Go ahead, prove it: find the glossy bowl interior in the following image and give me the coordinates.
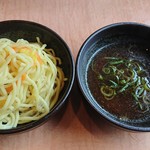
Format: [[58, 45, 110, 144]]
[[76, 22, 150, 131], [0, 20, 75, 134]]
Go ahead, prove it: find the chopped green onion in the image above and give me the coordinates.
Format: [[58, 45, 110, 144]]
[[119, 84, 129, 93], [104, 57, 120, 60], [109, 80, 118, 88], [144, 83, 150, 92], [100, 86, 114, 97], [98, 74, 103, 80], [135, 86, 145, 98], [109, 60, 124, 65], [102, 67, 111, 74], [92, 56, 150, 112], [120, 79, 126, 84], [132, 93, 138, 101]]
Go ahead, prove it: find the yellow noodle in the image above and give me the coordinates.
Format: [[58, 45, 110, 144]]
[[0, 38, 65, 129]]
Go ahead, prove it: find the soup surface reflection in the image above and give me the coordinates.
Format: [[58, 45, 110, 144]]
[[87, 44, 150, 122]]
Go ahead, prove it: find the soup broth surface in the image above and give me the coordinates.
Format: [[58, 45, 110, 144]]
[[87, 43, 150, 122]]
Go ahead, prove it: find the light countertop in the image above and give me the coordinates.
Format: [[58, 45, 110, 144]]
[[0, 0, 150, 150]]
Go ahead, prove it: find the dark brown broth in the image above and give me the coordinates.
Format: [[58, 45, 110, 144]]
[[87, 44, 150, 122]]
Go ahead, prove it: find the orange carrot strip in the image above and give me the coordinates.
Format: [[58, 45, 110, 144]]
[[5, 85, 13, 93], [12, 46, 19, 52], [36, 53, 43, 64], [21, 74, 26, 81], [13, 46, 43, 64], [0, 100, 6, 108]]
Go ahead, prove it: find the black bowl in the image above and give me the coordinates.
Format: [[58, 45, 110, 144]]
[[0, 20, 75, 134], [76, 22, 150, 131]]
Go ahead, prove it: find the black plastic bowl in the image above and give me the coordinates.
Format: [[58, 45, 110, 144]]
[[76, 22, 150, 131], [0, 20, 75, 134]]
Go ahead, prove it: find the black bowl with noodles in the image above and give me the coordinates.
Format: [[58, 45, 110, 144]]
[[76, 22, 150, 131], [0, 20, 75, 134]]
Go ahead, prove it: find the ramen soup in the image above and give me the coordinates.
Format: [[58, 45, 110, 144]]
[[87, 44, 150, 122]]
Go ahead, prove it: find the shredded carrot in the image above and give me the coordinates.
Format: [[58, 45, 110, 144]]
[[20, 47, 43, 64], [12, 46, 16, 50], [0, 100, 6, 108], [5, 52, 9, 58], [19, 47, 30, 54], [5, 85, 13, 93], [21, 74, 26, 81], [12, 46, 19, 52], [12, 46, 43, 64], [36, 53, 43, 64]]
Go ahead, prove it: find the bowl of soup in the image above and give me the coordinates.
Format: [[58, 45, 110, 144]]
[[76, 22, 150, 131], [0, 20, 75, 134]]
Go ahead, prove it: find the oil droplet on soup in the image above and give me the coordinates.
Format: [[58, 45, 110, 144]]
[[87, 44, 150, 122]]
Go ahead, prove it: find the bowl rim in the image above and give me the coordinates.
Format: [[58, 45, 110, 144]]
[[0, 20, 75, 134], [76, 22, 150, 132]]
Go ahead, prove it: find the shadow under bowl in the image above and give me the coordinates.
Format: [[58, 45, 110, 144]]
[[0, 20, 75, 134], [76, 22, 150, 132]]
